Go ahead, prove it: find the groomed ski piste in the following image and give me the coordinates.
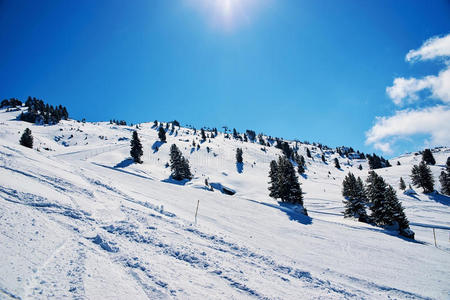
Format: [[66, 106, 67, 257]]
[[0, 108, 449, 299]]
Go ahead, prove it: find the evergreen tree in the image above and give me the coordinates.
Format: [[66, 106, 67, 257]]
[[130, 131, 143, 163], [411, 162, 434, 193], [422, 149, 436, 165], [399, 177, 406, 190], [169, 144, 192, 180], [366, 171, 390, 225], [306, 148, 311, 158], [158, 126, 166, 142], [321, 154, 326, 163], [334, 157, 341, 169], [446, 157, 450, 171], [358, 164, 363, 170], [268, 156, 303, 205], [268, 160, 279, 199], [297, 163, 305, 175], [397, 161, 401, 166], [439, 166, 450, 196], [276, 156, 303, 204], [341, 172, 368, 222], [236, 148, 243, 164], [19, 128, 33, 148], [384, 185, 414, 239], [201, 128, 206, 141]]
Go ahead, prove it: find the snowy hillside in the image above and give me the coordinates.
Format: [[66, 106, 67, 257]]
[[0, 108, 449, 299]]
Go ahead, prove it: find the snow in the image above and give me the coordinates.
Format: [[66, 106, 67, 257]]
[[0, 108, 449, 299]]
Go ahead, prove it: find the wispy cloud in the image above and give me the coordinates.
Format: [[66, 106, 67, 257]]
[[366, 33, 450, 153], [405, 34, 450, 62]]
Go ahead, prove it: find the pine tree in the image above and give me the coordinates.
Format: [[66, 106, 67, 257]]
[[366, 171, 390, 225], [201, 128, 206, 141], [358, 164, 363, 170], [268, 160, 279, 199], [439, 169, 450, 196], [334, 157, 341, 169], [19, 128, 33, 148], [422, 149, 436, 165], [384, 185, 414, 239], [397, 161, 401, 166], [297, 164, 305, 175], [158, 127, 166, 142], [321, 154, 326, 163], [342, 172, 368, 222], [411, 162, 434, 193], [169, 144, 192, 181], [268, 156, 303, 205], [130, 131, 143, 163], [236, 148, 243, 164], [306, 148, 311, 158], [399, 177, 406, 190]]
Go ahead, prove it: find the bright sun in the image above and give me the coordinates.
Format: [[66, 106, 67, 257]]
[[186, 0, 268, 31]]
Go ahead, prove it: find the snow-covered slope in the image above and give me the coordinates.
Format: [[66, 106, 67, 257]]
[[0, 108, 449, 299]]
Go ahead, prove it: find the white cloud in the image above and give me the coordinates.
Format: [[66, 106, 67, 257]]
[[386, 66, 450, 105], [366, 33, 450, 153], [366, 106, 450, 149], [406, 34, 450, 62]]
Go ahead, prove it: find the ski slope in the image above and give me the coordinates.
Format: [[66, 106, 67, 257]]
[[0, 108, 449, 299]]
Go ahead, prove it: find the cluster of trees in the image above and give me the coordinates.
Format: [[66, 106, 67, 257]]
[[342, 171, 414, 239], [366, 153, 391, 169], [268, 156, 305, 211], [110, 119, 127, 126], [421, 149, 436, 165], [129, 131, 193, 181], [18, 97, 69, 125], [1, 98, 22, 108]]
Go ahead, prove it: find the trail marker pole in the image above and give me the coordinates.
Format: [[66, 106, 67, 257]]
[[433, 228, 437, 247], [195, 200, 200, 225]]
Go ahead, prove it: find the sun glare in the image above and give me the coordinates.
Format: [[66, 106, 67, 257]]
[[185, 0, 269, 32]]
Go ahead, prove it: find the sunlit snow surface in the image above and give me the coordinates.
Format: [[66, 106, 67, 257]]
[[0, 108, 449, 299]]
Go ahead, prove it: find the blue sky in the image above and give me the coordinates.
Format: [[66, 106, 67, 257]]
[[1, 0, 449, 157]]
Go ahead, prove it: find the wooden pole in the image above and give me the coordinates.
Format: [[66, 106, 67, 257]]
[[195, 200, 200, 225], [433, 228, 437, 247]]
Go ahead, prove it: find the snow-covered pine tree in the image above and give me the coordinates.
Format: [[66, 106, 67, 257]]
[[130, 131, 143, 163], [439, 167, 450, 196], [275, 156, 303, 205], [383, 185, 414, 239], [366, 171, 390, 226], [321, 154, 326, 163], [19, 128, 33, 149], [236, 148, 243, 164], [201, 128, 206, 141], [297, 163, 305, 175], [268, 160, 279, 199], [342, 173, 368, 222], [422, 149, 436, 165], [158, 126, 166, 142], [306, 148, 311, 158], [399, 177, 406, 190], [170, 144, 192, 181], [334, 157, 341, 169], [411, 162, 434, 193]]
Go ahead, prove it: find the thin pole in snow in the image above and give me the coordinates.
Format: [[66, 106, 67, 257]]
[[195, 200, 200, 225], [433, 228, 437, 247]]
